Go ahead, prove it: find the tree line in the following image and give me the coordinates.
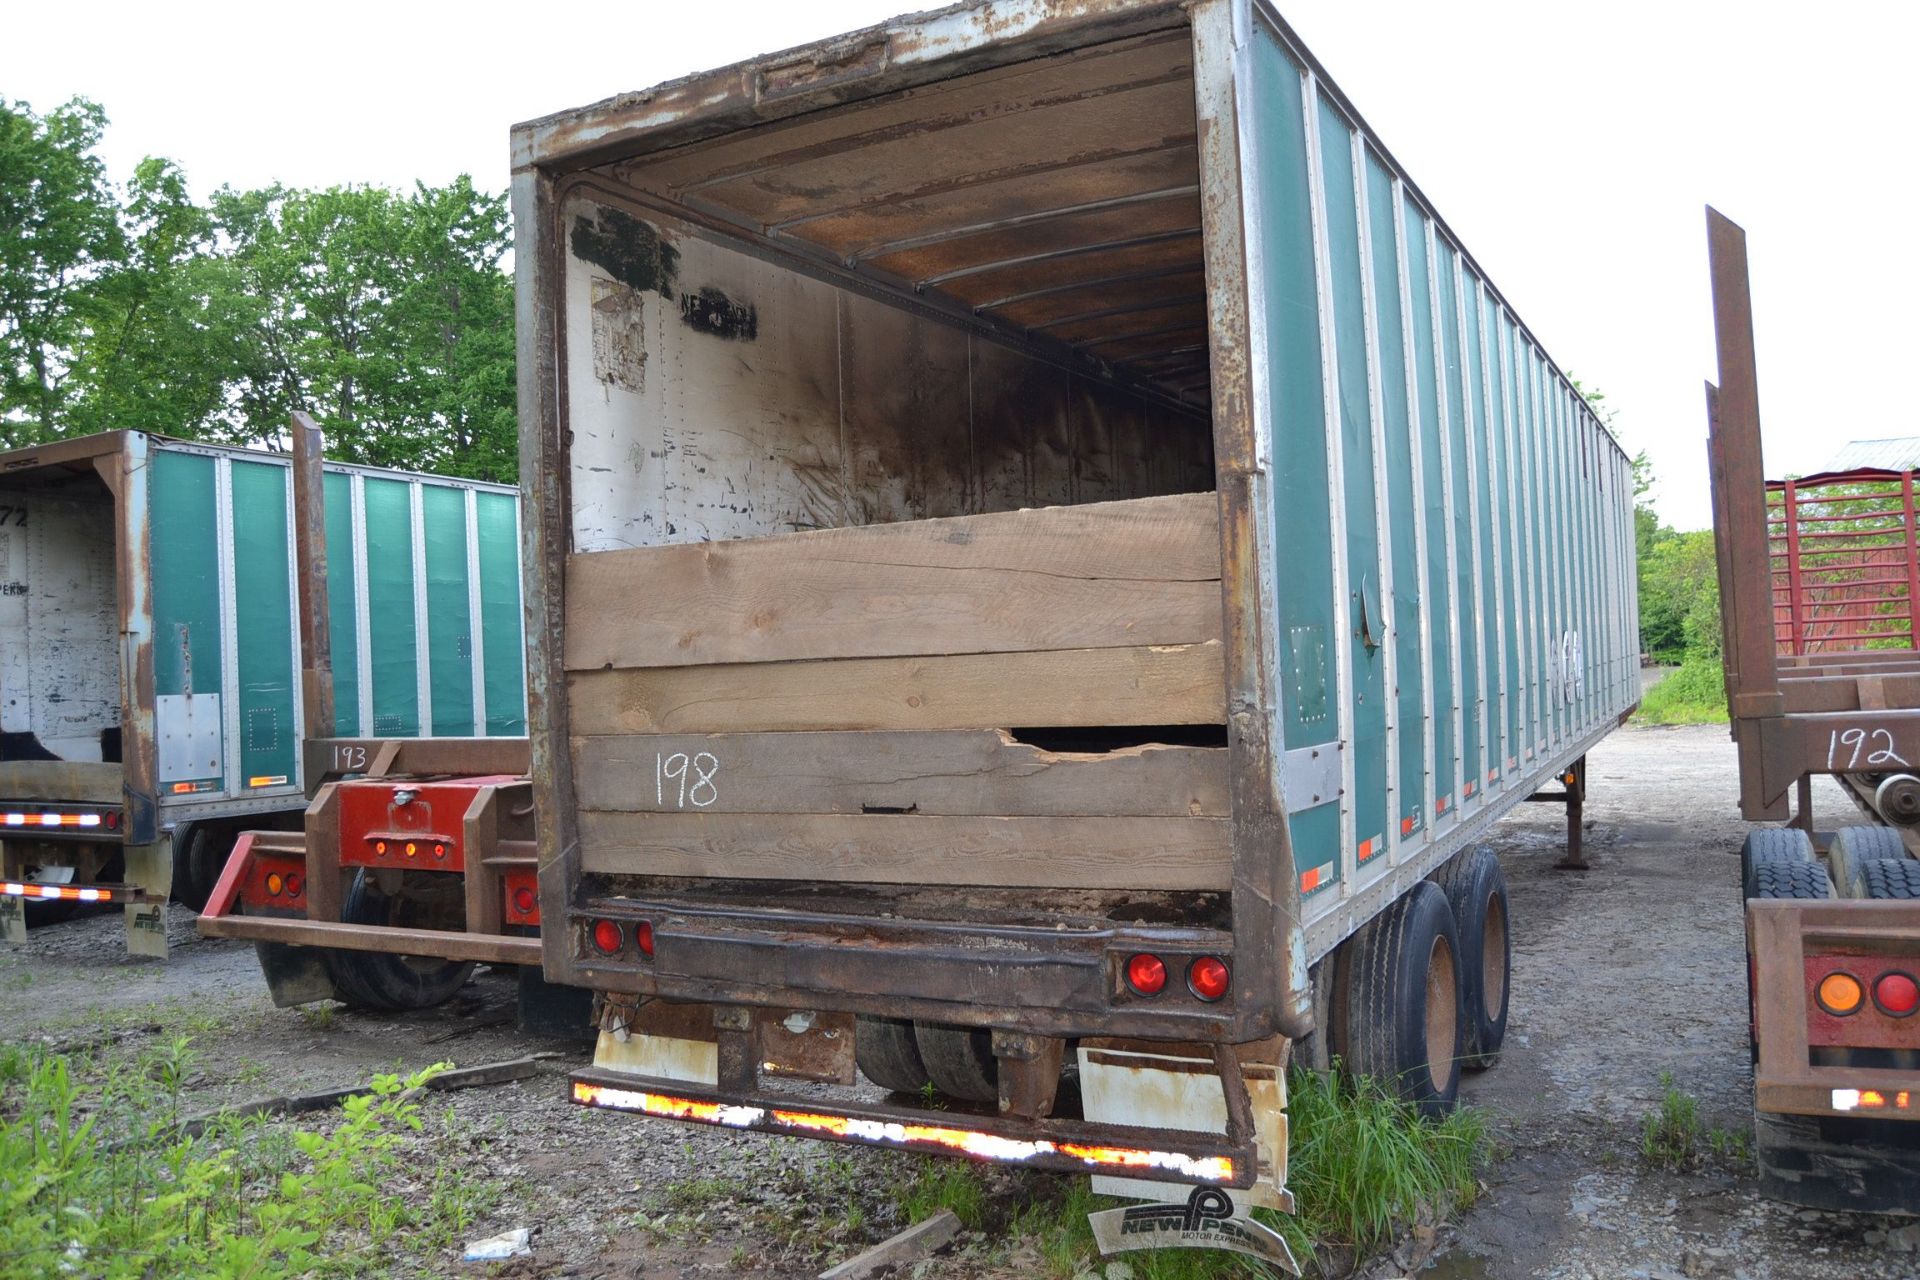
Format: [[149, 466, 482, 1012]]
[[0, 96, 515, 481]]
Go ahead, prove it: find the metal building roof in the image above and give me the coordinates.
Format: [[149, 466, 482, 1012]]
[[1823, 437, 1920, 473]]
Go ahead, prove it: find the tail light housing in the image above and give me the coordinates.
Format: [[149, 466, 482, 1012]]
[[1874, 971, 1919, 1017], [1188, 956, 1230, 1002], [1125, 953, 1167, 996]]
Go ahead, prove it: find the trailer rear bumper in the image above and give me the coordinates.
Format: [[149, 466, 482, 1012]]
[[195, 830, 541, 967], [569, 895, 1240, 1042], [569, 1065, 1256, 1189], [1749, 898, 1920, 1120]]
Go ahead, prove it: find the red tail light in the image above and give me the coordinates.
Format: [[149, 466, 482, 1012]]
[[636, 921, 655, 958], [1188, 956, 1230, 1002], [591, 919, 623, 955], [513, 886, 536, 914], [1876, 971, 1919, 1017], [1125, 953, 1167, 995]]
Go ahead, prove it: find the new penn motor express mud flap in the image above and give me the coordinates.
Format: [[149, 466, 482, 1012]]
[[1088, 1185, 1298, 1272]]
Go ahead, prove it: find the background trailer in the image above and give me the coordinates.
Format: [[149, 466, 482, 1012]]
[[0, 427, 525, 955]]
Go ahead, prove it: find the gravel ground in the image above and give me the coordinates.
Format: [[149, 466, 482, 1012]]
[[2, 722, 1916, 1278]]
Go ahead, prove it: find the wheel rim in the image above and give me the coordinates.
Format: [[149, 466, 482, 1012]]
[[1482, 889, 1508, 1020], [1425, 934, 1458, 1087]]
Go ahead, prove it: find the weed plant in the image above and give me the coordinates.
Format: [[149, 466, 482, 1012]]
[[0, 1039, 486, 1278]]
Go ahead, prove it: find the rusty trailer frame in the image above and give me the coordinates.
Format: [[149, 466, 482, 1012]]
[[1707, 207, 1920, 1153]]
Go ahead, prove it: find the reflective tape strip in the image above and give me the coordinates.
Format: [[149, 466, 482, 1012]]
[[572, 1081, 1236, 1182], [0, 882, 116, 903], [2, 812, 107, 827]]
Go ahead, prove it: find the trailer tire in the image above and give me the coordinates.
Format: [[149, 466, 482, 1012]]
[[1344, 881, 1464, 1119], [913, 1023, 999, 1104], [1857, 857, 1920, 900], [1829, 826, 1909, 899], [1739, 827, 1813, 889], [1744, 858, 1832, 902], [1431, 846, 1509, 1071], [322, 871, 475, 1011], [855, 1016, 934, 1094], [170, 822, 233, 912]]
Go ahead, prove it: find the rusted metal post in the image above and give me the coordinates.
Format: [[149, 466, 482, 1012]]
[[1899, 471, 1920, 649], [1790, 775, 1814, 837], [1553, 757, 1588, 871], [290, 412, 335, 740], [1706, 208, 1782, 722], [1783, 480, 1804, 656]]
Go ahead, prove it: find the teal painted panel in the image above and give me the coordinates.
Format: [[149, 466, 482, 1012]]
[[475, 492, 525, 736], [1317, 94, 1387, 872], [1529, 348, 1553, 750], [1482, 303, 1512, 782], [228, 460, 297, 787], [422, 486, 475, 737], [1366, 154, 1423, 843], [1253, 31, 1340, 895], [1403, 198, 1454, 824], [1462, 283, 1499, 791], [149, 449, 224, 786], [1436, 245, 1480, 806], [323, 472, 358, 737], [362, 478, 419, 738]]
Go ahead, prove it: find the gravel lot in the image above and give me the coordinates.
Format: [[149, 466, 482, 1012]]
[[2, 722, 1915, 1278]]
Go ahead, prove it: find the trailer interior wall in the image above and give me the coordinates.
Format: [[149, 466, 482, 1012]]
[[518, 0, 1639, 1029], [0, 475, 120, 764]]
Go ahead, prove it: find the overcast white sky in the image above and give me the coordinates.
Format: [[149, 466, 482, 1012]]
[[5, 1, 1915, 531]]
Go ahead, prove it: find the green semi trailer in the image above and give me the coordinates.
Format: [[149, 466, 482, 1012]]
[[0, 426, 525, 956]]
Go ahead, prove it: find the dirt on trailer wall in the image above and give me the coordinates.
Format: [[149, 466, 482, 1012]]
[[562, 192, 1214, 554], [3, 722, 1916, 1277]]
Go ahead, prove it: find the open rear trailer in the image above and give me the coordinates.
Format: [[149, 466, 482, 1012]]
[[509, 0, 1639, 1237], [1705, 209, 1920, 1212], [0, 422, 526, 956]]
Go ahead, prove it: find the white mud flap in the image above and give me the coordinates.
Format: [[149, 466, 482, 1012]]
[[123, 840, 170, 958], [1078, 1039, 1297, 1273], [1088, 1186, 1298, 1272], [0, 890, 23, 944]]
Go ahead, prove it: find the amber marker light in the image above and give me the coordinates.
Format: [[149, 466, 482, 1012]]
[[1817, 971, 1864, 1017]]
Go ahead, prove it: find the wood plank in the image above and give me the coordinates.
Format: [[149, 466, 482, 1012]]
[[565, 642, 1226, 735], [571, 730, 1228, 818], [564, 492, 1220, 671], [577, 812, 1231, 890]]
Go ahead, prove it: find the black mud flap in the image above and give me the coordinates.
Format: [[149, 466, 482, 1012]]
[[255, 941, 341, 1008], [516, 963, 595, 1041]]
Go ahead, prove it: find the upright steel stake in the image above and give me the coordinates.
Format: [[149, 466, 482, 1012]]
[[290, 412, 335, 741]]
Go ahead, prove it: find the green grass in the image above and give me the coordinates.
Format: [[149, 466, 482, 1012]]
[[1640, 1072, 1748, 1173], [1635, 655, 1728, 725], [0, 1039, 487, 1278]]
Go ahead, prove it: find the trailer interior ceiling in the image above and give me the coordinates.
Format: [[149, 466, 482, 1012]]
[[562, 22, 1215, 550], [615, 29, 1206, 402]]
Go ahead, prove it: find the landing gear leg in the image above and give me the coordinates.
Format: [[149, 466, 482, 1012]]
[[1551, 756, 1589, 871]]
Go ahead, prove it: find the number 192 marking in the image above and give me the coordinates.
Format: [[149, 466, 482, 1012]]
[[1828, 727, 1911, 771], [656, 751, 719, 808]]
